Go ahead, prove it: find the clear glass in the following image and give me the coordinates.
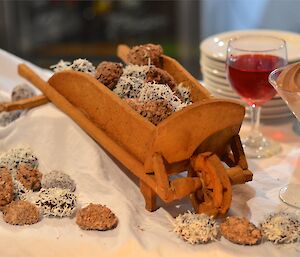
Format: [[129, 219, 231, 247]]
[[269, 67, 300, 208], [226, 35, 288, 158]]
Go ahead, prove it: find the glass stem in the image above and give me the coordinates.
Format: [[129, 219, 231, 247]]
[[250, 104, 263, 141], [243, 104, 265, 148]]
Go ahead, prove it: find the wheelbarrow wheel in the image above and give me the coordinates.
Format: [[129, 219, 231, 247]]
[[189, 152, 232, 217]]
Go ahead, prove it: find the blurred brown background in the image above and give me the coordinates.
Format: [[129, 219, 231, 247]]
[[0, 0, 200, 76], [1, 0, 300, 79]]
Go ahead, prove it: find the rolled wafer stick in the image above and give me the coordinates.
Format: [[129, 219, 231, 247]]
[[0, 95, 49, 112]]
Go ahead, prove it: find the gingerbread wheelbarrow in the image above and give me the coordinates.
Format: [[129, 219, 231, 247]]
[[1, 45, 252, 217]]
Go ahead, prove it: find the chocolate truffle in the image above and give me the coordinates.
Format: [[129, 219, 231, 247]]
[[95, 61, 123, 90], [76, 203, 118, 231]]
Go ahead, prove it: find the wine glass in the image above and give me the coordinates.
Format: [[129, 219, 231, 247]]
[[226, 35, 287, 158], [269, 66, 300, 208]]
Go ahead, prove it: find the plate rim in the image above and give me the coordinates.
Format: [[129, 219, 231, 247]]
[[200, 29, 300, 62]]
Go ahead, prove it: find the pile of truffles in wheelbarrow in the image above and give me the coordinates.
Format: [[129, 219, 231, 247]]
[[50, 44, 192, 125]]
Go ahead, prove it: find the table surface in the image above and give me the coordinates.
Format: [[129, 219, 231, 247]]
[[0, 49, 300, 257]]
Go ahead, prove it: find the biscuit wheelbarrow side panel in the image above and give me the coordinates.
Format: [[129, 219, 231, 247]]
[[48, 71, 156, 164], [153, 99, 245, 164]]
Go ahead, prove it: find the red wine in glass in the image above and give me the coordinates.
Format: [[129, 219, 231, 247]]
[[226, 35, 287, 159], [228, 54, 285, 106]]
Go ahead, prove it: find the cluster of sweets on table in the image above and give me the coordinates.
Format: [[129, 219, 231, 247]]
[[0, 146, 299, 245], [0, 84, 36, 127], [50, 44, 192, 126], [0, 147, 118, 231], [171, 211, 300, 246]]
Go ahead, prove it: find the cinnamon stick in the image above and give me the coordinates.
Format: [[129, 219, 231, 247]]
[[0, 95, 48, 112]]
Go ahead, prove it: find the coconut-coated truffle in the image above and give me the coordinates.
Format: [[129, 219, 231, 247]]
[[42, 170, 76, 192], [0, 147, 39, 174], [35, 188, 77, 217], [0, 111, 22, 127], [11, 84, 35, 102], [260, 212, 300, 244]]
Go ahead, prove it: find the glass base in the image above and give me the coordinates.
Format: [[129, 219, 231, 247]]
[[293, 120, 300, 136], [242, 135, 281, 159], [279, 184, 300, 208]]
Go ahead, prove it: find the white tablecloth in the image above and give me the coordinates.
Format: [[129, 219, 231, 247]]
[[0, 49, 300, 257]]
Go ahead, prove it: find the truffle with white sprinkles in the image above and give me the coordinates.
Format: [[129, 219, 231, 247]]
[[114, 63, 191, 124], [42, 170, 76, 192], [70, 58, 96, 76], [174, 84, 192, 105], [0, 147, 39, 176], [11, 83, 36, 102], [113, 64, 149, 99], [13, 176, 31, 200], [0, 83, 35, 127], [50, 58, 96, 76], [0, 110, 22, 127], [138, 82, 187, 111], [50, 60, 72, 73], [260, 212, 300, 244], [34, 188, 77, 218], [122, 64, 149, 78], [171, 211, 219, 244]]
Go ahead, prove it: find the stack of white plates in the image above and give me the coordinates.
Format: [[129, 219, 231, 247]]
[[200, 30, 300, 120]]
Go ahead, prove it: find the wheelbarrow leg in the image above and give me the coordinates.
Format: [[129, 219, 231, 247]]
[[140, 180, 157, 212], [230, 135, 248, 169]]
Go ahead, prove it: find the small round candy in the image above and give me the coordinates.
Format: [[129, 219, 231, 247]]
[[127, 44, 163, 67], [3, 200, 40, 225], [16, 165, 42, 191], [11, 84, 35, 102], [35, 188, 77, 218], [260, 212, 300, 244], [76, 203, 118, 231], [220, 216, 262, 245], [0, 111, 22, 127], [95, 61, 123, 90], [42, 170, 76, 192], [0, 169, 13, 206]]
